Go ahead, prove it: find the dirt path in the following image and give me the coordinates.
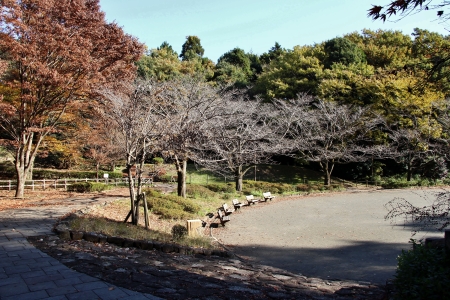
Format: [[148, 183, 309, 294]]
[[215, 188, 445, 285]]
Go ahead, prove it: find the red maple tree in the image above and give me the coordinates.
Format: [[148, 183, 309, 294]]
[[0, 0, 144, 197]]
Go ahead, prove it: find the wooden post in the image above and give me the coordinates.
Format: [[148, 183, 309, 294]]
[[186, 220, 202, 237], [54, 179, 57, 190], [8, 180, 11, 191], [64, 179, 67, 190], [143, 192, 149, 229], [32, 180, 34, 191], [43, 179, 46, 190]]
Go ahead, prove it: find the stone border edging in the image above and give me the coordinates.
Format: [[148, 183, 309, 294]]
[[53, 225, 233, 258]]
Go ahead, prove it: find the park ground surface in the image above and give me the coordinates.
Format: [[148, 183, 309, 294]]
[[1, 186, 445, 299], [215, 188, 446, 285]]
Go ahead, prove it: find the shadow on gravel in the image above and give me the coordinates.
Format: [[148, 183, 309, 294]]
[[28, 236, 387, 300], [228, 240, 408, 285]]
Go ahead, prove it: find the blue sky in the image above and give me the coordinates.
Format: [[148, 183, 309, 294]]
[[99, 0, 450, 63]]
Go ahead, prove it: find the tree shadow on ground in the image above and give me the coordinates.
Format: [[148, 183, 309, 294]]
[[226, 240, 409, 285]]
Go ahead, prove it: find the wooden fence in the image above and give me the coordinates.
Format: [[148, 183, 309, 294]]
[[0, 177, 145, 191]]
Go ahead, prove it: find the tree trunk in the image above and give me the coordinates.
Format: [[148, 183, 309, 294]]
[[126, 162, 136, 225], [320, 160, 334, 186], [96, 162, 100, 182], [14, 132, 42, 198], [235, 165, 243, 192], [15, 161, 26, 198], [406, 152, 412, 182], [176, 159, 187, 198]]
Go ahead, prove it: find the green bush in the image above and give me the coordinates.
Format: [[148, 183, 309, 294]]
[[67, 182, 111, 193], [381, 176, 414, 189], [394, 241, 450, 300], [171, 224, 188, 240], [205, 183, 235, 193], [242, 180, 296, 194], [152, 157, 164, 165], [32, 170, 123, 180], [186, 184, 216, 199], [146, 192, 200, 220]]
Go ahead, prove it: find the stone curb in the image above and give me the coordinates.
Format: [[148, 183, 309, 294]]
[[54, 224, 234, 259]]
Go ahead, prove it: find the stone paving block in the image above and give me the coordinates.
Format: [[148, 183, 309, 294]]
[[13, 258, 39, 266], [0, 281, 30, 297], [18, 251, 45, 259], [4, 264, 31, 275], [45, 295, 69, 300], [54, 276, 83, 287], [66, 290, 99, 300], [28, 280, 58, 291], [19, 269, 46, 279], [0, 274, 24, 287], [4, 245, 26, 252], [28, 260, 54, 270], [42, 264, 69, 274], [1, 289, 49, 300], [46, 285, 78, 297], [77, 274, 101, 283], [59, 269, 82, 279], [0, 258, 12, 267], [126, 293, 164, 300], [24, 273, 64, 285], [92, 286, 129, 299], [74, 280, 109, 291]]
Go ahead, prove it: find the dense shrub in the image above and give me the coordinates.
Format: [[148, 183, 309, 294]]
[[171, 224, 188, 240], [152, 157, 164, 165], [381, 176, 415, 189], [186, 184, 216, 199], [146, 192, 200, 220], [394, 241, 450, 300], [205, 183, 235, 193], [32, 170, 123, 180], [67, 182, 111, 193], [242, 180, 296, 194]]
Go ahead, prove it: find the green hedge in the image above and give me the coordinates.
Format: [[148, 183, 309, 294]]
[[67, 182, 112, 193], [32, 170, 123, 180], [145, 189, 201, 220], [394, 241, 450, 299]]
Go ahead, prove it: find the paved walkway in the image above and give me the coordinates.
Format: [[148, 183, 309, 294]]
[[0, 196, 161, 300], [216, 188, 445, 285]]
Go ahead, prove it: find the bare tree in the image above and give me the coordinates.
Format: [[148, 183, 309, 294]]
[[385, 191, 450, 234], [99, 80, 165, 225], [278, 95, 383, 186], [157, 75, 231, 198], [193, 97, 285, 192]]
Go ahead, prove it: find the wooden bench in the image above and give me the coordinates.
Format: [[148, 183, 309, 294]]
[[217, 209, 230, 226], [262, 192, 275, 202], [232, 199, 246, 211], [245, 195, 260, 205], [222, 203, 235, 215]]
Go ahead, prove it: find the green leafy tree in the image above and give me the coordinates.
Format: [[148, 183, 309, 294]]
[[345, 29, 413, 70], [214, 47, 253, 87], [179, 35, 204, 61], [260, 42, 285, 65], [255, 45, 324, 99], [136, 46, 181, 80], [158, 41, 177, 56], [323, 37, 367, 69]]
